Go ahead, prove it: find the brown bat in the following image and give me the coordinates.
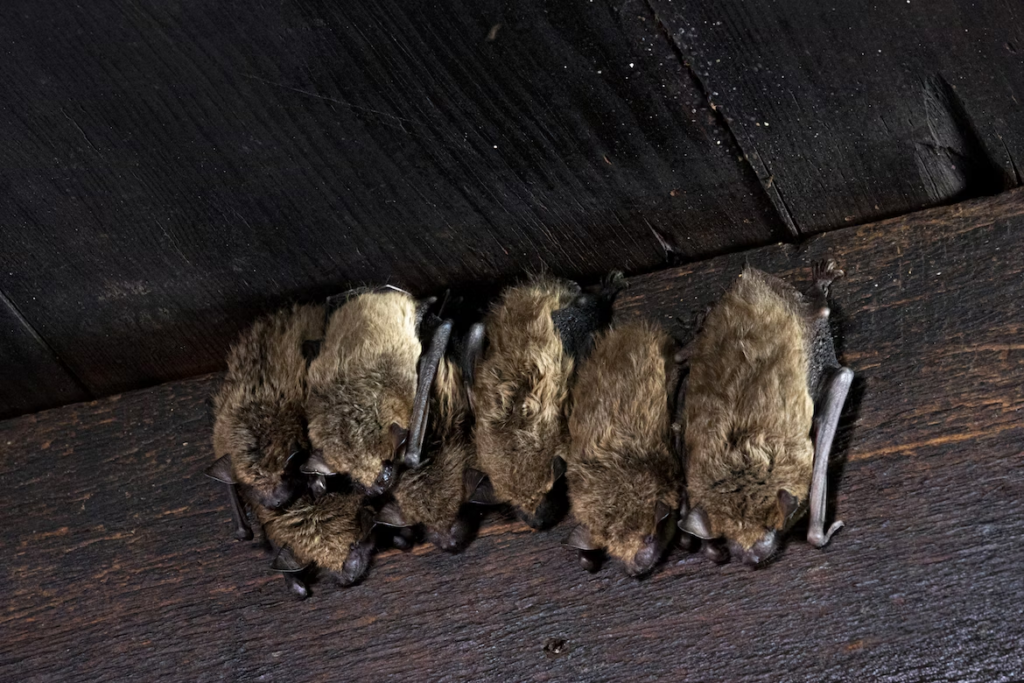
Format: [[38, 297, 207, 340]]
[[303, 287, 451, 496], [375, 355, 481, 551], [259, 488, 376, 595], [678, 261, 854, 566], [467, 274, 621, 529], [205, 303, 326, 540], [563, 321, 683, 576]]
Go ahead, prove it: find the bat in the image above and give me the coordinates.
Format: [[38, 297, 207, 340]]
[[303, 286, 450, 496], [206, 303, 326, 539], [563, 321, 683, 576], [467, 273, 622, 529], [677, 261, 854, 566]]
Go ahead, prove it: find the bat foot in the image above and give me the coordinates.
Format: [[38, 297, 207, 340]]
[[808, 520, 844, 548], [812, 259, 844, 290], [283, 574, 309, 600]]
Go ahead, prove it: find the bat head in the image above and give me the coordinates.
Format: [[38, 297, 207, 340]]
[[306, 383, 412, 495], [567, 454, 680, 576], [682, 435, 810, 567], [337, 509, 378, 585], [213, 399, 309, 510], [510, 455, 569, 530]]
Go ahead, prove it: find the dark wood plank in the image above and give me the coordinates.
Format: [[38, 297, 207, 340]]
[[0, 290, 88, 419], [650, 0, 1024, 233], [0, 0, 785, 401], [2, 190, 1023, 681]]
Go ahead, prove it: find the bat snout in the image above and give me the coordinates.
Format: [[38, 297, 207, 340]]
[[516, 508, 546, 530], [729, 530, 779, 567], [427, 528, 463, 553], [338, 542, 373, 586], [627, 536, 664, 577], [257, 480, 298, 510]]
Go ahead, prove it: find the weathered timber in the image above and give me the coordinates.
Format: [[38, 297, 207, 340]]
[[0, 292, 89, 419], [2, 190, 1023, 681], [0, 0, 784, 407], [650, 0, 1024, 233]]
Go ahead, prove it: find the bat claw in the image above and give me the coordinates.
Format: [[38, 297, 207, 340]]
[[808, 520, 844, 548], [812, 259, 844, 293]]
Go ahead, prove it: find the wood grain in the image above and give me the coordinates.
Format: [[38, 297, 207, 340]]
[[0, 0, 784, 404], [649, 0, 1024, 233], [2, 190, 1023, 681], [0, 291, 88, 419]]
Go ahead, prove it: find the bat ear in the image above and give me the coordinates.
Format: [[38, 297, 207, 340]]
[[655, 500, 673, 526], [467, 476, 500, 505], [563, 525, 600, 551], [390, 422, 409, 457], [286, 441, 307, 468], [204, 455, 236, 484], [300, 451, 335, 476], [551, 456, 567, 482], [360, 507, 378, 540], [678, 506, 715, 540], [374, 501, 411, 528], [463, 468, 488, 500], [270, 548, 308, 573], [778, 489, 800, 523]]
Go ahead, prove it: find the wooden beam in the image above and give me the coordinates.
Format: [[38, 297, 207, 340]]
[[650, 0, 1024, 233], [2, 190, 1022, 680], [0, 0, 786, 400], [0, 290, 88, 418]]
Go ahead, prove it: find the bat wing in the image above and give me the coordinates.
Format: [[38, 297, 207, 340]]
[[404, 319, 453, 469], [204, 456, 252, 541], [807, 366, 853, 548]]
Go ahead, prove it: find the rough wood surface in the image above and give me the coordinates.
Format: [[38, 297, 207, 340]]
[[0, 292, 89, 419], [650, 0, 1024, 233], [2, 190, 1023, 681], [0, 0, 784, 405]]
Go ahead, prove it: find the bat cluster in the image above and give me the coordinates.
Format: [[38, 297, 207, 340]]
[[205, 263, 853, 596]]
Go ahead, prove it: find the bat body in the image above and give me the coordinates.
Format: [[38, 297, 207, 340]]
[[376, 356, 480, 551], [207, 304, 326, 539], [258, 487, 376, 591], [565, 322, 682, 576], [679, 262, 853, 566], [305, 288, 447, 495], [470, 275, 619, 529]]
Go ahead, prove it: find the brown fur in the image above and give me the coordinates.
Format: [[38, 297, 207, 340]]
[[567, 322, 682, 573], [472, 276, 578, 523], [257, 492, 374, 583], [306, 290, 421, 489], [684, 267, 819, 551], [391, 357, 476, 545], [212, 303, 325, 509]]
